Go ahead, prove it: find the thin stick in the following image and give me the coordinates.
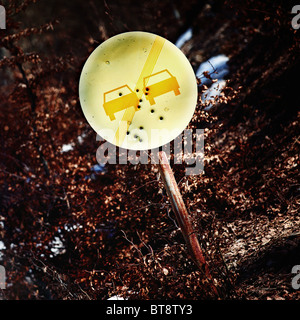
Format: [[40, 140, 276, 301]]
[[158, 151, 218, 296]]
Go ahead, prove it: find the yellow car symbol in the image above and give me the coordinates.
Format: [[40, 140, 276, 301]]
[[143, 69, 180, 105], [103, 85, 139, 121]]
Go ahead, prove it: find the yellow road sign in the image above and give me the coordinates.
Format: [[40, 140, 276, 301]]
[[79, 31, 197, 150]]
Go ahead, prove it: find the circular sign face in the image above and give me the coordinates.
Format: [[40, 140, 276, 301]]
[[79, 31, 197, 150]]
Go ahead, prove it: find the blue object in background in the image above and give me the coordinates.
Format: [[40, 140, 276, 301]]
[[196, 54, 229, 85]]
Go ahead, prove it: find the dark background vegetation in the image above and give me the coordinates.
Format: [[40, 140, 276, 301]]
[[0, 0, 299, 299]]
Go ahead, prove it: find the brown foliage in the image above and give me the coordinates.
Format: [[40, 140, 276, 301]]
[[0, 0, 299, 300]]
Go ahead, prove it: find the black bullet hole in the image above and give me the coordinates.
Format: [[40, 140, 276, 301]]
[[151, 109, 155, 113], [139, 99, 142, 102], [159, 116, 164, 120], [139, 126, 143, 130], [136, 89, 139, 92], [146, 87, 149, 91], [138, 105, 141, 109], [119, 92, 122, 96], [126, 131, 130, 135]]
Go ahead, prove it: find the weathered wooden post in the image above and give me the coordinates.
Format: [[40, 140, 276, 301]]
[[158, 151, 218, 296]]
